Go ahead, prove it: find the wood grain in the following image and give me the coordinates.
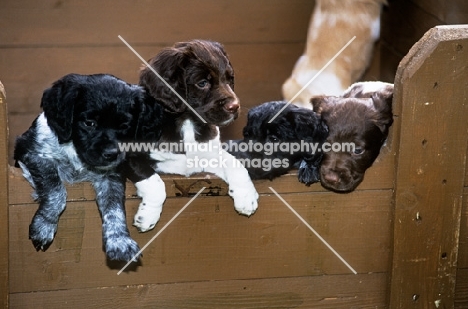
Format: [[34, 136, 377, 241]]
[[389, 26, 468, 309], [9, 273, 387, 309], [9, 190, 393, 293], [0, 0, 315, 46], [0, 82, 9, 309]]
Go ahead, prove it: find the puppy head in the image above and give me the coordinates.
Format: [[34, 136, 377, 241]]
[[41, 73, 149, 169], [139, 40, 239, 126], [235, 101, 328, 180], [312, 82, 393, 192]]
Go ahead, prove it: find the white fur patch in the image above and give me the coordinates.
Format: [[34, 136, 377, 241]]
[[148, 119, 258, 216], [133, 174, 167, 232]]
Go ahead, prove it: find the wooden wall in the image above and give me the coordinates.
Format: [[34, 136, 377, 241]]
[[1, 0, 468, 308], [380, 0, 468, 82], [0, 0, 318, 165]]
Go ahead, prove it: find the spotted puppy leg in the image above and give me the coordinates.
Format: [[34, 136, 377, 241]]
[[18, 159, 67, 252], [133, 173, 167, 232], [93, 175, 141, 262]]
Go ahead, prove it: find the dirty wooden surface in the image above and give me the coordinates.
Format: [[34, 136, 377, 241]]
[[389, 25, 468, 309]]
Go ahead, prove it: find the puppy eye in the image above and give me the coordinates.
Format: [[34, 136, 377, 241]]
[[352, 147, 365, 155], [119, 123, 130, 131], [196, 80, 210, 89], [268, 136, 279, 143], [84, 120, 97, 127]]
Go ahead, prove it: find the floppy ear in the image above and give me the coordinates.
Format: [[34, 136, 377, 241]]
[[134, 93, 164, 142], [371, 87, 394, 134], [139, 47, 188, 113], [41, 75, 80, 143], [289, 108, 328, 142], [310, 96, 330, 115]]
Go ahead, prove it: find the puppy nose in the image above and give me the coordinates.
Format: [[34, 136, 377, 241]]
[[102, 147, 119, 161], [224, 101, 240, 114], [323, 172, 340, 184]]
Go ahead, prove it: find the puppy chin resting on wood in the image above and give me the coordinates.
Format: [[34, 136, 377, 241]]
[[312, 81, 394, 192], [282, 0, 387, 108]]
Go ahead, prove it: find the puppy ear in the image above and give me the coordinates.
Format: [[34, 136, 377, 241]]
[[41, 75, 80, 143], [310, 96, 331, 115], [290, 108, 328, 141], [134, 93, 164, 142], [139, 48, 188, 113], [370, 86, 394, 134]]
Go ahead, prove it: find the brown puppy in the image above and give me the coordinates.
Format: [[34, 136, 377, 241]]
[[312, 81, 393, 192], [126, 40, 259, 232]]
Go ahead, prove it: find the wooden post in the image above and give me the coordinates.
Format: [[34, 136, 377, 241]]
[[390, 26, 468, 308], [0, 81, 9, 307]]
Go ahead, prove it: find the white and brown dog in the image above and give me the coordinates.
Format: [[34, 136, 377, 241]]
[[126, 40, 259, 232], [282, 0, 387, 108]]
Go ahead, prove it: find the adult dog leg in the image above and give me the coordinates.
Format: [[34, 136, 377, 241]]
[[93, 175, 141, 261]]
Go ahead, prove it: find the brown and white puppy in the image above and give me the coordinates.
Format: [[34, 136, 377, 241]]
[[311, 81, 393, 192], [282, 0, 387, 108], [125, 40, 259, 232]]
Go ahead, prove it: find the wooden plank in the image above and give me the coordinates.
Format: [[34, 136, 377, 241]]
[[455, 269, 468, 309], [9, 190, 392, 293], [9, 273, 387, 309], [458, 188, 468, 269], [380, 0, 441, 58], [389, 26, 468, 309], [0, 0, 314, 46], [0, 82, 9, 309], [0, 43, 304, 114], [444, 0, 468, 24]]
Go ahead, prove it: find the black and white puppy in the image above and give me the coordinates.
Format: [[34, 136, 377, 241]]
[[229, 101, 328, 184], [125, 40, 259, 232], [311, 81, 394, 192], [14, 73, 162, 261]]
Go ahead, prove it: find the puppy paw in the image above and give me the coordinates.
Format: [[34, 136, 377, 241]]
[[105, 235, 141, 262], [229, 186, 259, 216], [298, 160, 320, 186], [133, 202, 162, 233], [29, 215, 58, 251]]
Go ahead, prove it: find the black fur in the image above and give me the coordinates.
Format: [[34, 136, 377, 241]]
[[230, 101, 328, 185], [14, 73, 162, 261]]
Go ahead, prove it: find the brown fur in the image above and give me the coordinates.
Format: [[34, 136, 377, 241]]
[[312, 81, 393, 192], [283, 0, 387, 108]]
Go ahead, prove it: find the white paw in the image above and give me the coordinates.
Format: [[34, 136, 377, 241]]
[[229, 186, 259, 216], [133, 174, 166, 233], [133, 202, 162, 232]]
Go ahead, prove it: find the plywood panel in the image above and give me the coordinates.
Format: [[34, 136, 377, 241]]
[[9, 273, 387, 309], [0, 0, 314, 46], [9, 189, 392, 293]]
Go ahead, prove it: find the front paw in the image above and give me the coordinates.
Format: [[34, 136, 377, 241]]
[[229, 186, 259, 216], [104, 235, 141, 262], [133, 202, 163, 233], [29, 215, 58, 251]]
